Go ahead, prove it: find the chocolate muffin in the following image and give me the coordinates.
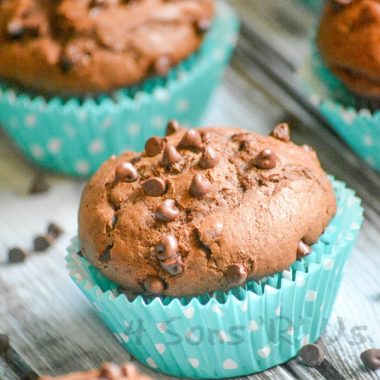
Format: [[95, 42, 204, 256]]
[[78, 122, 336, 297], [39, 362, 152, 380], [0, 0, 214, 95], [317, 0, 380, 101]]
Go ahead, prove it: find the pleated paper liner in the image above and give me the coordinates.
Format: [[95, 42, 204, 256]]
[[299, 42, 380, 172], [0, 2, 239, 177], [66, 178, 363, 379]]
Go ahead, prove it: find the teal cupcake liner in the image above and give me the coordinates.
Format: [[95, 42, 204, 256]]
[[298, 0, 323, 10], [299, 44, 380, 172], [66, 178, 362, 379], [0, 3, 239, 177]]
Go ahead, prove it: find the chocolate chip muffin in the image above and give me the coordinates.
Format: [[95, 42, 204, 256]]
[[318, 0, 380, 101], [39, 362, 152, 380], [0, 0, 214, 95], [78, 122, 336, 297]]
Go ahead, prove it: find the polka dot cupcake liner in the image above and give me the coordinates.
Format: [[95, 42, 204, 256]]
[[66, 178, 362, 378], [299, 44, 380, 172], [0, 3, 239, 177]]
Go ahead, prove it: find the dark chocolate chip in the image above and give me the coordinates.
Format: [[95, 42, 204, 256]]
[[47, 222, 64, 239], [154, 55, 171, 76], [189, 173, 211, 198], [160, 255, 184, 276], [29, 175, 50, 195], [161, 143, 182, 167], [77, 250, 83, 257], [195, 18, 211, 34], [225, 264, 247, 286], [271, 123, 290, 142], [8, 247, 27, 264], [99, 362, 122, 379], [115, 162, 138, 182], [199, 146, 219, 169], [200, 131, 211, 143], [155, 235, 178, 261], [7, 20, 24, 40], [361, 349, 380, 370], [144, 136, 163, 157], [33, 235, 53, 252], [155, 199, 180, 222], [0, 334, 10, 355], [299, 344, 325, 367], [142, 177, 167, 197], [59, 56, 74, 73], [143, 276, 166, 295], [253, 149, 277, 170], [297, 240, 312, 259], [166, 120, 180, 136], [100, 247, 111, 263], [178, 129, 203, 151]]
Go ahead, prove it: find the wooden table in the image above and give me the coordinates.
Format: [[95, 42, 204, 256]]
[[1, 1, 380, 379]]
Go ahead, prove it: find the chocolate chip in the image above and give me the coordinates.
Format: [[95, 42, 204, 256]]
[[361, 349, 380, 370], [155, 235, 178, 261], [0, 334, 10, 355], [100, 247, 111, 263], [47, 222, 64, 239], [33, 235, 53, 252], [142, 177, 167, 197], [178, 129, 203, 151], [199, 146, 219, 169], [271, 123, 290, 142], [161, 143, 182, 167], [144, 136, 163, 157], [297, 240, 312, 259], [225, 264, 247, 286], [143, 276, 166, 295], [166, 120, 180, 136], [29, 174, 50, 195], [7, 20, 24, 40], [154, 55, 171, 76], [99, 362, 122, 379], [115, 162, 138, 182], [299, 344, 325, 367], [189, 174, 211, 198], [8, 247, 27, 263], [59, 56, 74, 73], [253, 149, 277, 170], [160, 255, 184, 276], [200, 131, 211, 143], [155, 199, 180, 222], [195, 18, 211, 34]]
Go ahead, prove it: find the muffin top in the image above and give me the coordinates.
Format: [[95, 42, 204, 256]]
[[78, 122, 336, 297], [39, 362, 152, 380], [318, 0, 380, 99], [0, 0, 214, 95]]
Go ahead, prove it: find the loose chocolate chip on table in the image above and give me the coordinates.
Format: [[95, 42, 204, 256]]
[[271, 123, 290, 142], [33, 235, 53, 252], [115, 162, 139, 182], [47, 222, 64, 239], [99, 362, 122, 378], [161, 143, 182, 167], [361, 349, 380, 370], [299, 344, 325, 367], [253, 148, 277, 170], [195, 18, 211, 34], [142, 177, 167, 197], [145, 136, 163, 157], [178, 129, 203, 150], [166, 120, 180, 136], [189, 173, 211, 198], [155, 235, 178, 260], [154, 55, 171, 76], [143, 276, 166, 295], [29, 174, 50, 195], [199, 146, 219, 169], [297, 240, 312, 259], [0, 334, 10, 355], [7, 247, 27, 264], [225, 264, 247, 286], [155, 199, 180, 222], [160, 255, 184, 276]]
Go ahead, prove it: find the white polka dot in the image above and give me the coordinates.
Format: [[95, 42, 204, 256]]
[[306, 290, 317, 301], [146, 358, 158, 368], [120, 333, 129, 343], [89, 139, 104, 154], [156, 322, 167, 333], [183, 307, 195, 319], [102, 117, 113, 130], [240, 301, 248, 312], [309, 94, 321, 106], [301, 334, 310, 346], [363, 135, 374, 147], [218, 330, 231, 343], [257, 346, 271, 358], [296, 276, 306, 287], [287, 326, 294, 336], [154, 88, 170, 103], [77, 110, 87, 121], [223, 359, 238, 370], [185, 329, 199, 343], [75, 160, 90, 175], [365, 156, 376, 167], [127, 123, 140, 136], [342, 110, 356, 124], [151, 116, 165, 129], [31, 144, 44, 159], [351, 222, 361, 230], [47, 139, 62, 154], [275, 306, 281, 316], [359, 109, 372, 118], [176, 99, 190, 112], [212, 304, 223, 316], [323, 259, 334, 271], [188, 358, 199, 369], [213, 48, 225, 61], [248, 320, 259, 332], [124, 320, 130, 328], [8, 90, 16, 104], [25, 114, 37, 128], [155, 343, 166, 354], [64, 124, 76, 138]]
